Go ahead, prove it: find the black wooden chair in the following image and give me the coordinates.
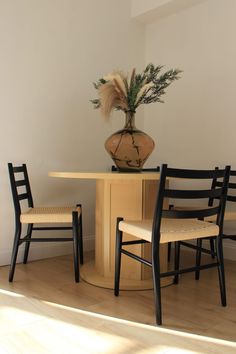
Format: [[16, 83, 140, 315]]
[[8, 163, 83, 283], [114, 164, 230, 325], [177, 168, 236, 280]]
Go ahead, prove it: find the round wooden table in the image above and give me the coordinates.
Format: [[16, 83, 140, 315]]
[[49, 171, 170, 289]]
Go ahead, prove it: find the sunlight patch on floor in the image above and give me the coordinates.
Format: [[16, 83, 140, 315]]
[[0, 288, 236, 354], [0, 288, 24, 297]]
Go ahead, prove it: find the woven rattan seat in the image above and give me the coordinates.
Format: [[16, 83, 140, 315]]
[[119, 218, 219, 244], [21, 206, 81, 224]]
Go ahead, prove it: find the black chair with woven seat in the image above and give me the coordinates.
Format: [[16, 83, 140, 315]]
[[175, 168, 236, 280], [114, 164, 230, 325], [8, 163, 83, 283]]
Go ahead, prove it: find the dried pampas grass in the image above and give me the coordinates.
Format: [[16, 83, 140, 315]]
[[103, 72, 127, 96], [99, 81, 128, 119]]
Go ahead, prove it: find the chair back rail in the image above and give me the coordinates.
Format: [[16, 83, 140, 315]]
[[8, 163, 34, 219], [208, 167, 236, 240], [209, 169, 236, 205]]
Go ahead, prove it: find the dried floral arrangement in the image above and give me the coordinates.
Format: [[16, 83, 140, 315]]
[[91, 63, 182, 119]]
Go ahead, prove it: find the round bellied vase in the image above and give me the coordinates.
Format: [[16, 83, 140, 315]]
[[104, 111, 155, 172]]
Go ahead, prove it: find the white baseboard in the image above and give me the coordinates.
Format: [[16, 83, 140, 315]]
[[0, 235, 95, 267]]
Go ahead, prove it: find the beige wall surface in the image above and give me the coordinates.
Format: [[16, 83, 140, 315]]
[[144, 0, 236, 259], [145, 0, 236, 169], [0, 0, 145, 265]]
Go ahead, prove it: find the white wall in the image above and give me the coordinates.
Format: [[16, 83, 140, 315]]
[[144, 0, 236, 259], [145, 0, 236, 169], [0, 0, 145, 265]]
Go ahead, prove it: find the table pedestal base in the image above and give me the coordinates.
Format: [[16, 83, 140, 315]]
[[80, 261, 173, 290]]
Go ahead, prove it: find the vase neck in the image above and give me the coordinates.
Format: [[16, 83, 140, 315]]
[[124, 111, 136, 129]]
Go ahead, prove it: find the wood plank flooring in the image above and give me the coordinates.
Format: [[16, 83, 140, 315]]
[[0, 251, 235, 353]]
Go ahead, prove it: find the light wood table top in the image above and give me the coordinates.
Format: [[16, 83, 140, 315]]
[[49, 171, 160, 180]]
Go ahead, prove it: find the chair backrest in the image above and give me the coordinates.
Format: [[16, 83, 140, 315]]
[[111, 165, 160, 172], [8, 163, 34, 219], [152, 164, 230, 244], [209, 169, 236, 206]]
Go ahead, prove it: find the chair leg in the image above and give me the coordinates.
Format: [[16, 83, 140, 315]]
[[174, 241, 180, 284], [23, 223, 33, 264], [195, 238, 202, 280], [114, 218, 123, 297], [9, 223, 22, 282], [77, 204, 83, 265], [167, 205, 174, 263], [216, 236, 226, 306], [152, 248, 162, 325], [72, 211, 80, 283], [210, 238, 215, 259], [168, 242, 171, 262]]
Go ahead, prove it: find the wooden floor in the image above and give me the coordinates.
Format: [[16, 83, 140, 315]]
[[0, 251, 235, 353]]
